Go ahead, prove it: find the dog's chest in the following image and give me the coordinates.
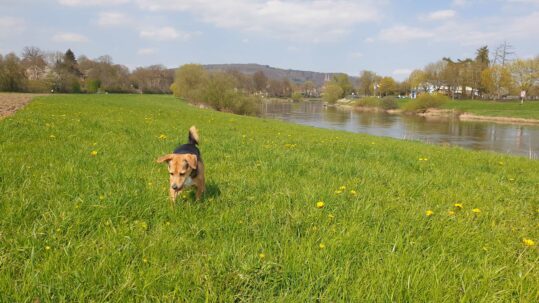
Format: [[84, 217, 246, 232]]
[[184, 177, 194, 187]]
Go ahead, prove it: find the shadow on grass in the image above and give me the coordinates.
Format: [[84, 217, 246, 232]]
[[182, 180, 221, 202], [203, 181, 221, 200]]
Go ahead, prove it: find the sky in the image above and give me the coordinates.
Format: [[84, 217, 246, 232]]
[[1, 0, 539, 80]]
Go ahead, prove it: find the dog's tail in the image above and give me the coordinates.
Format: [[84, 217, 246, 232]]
[[188, 126, 199, 145]]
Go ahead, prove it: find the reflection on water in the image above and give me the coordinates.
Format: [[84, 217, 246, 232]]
[[262, 101, 539, 159]]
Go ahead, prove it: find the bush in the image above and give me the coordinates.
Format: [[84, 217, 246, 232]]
[[356, 96, 380, 108], [291, 91, 303, 102], [322, 83, 343, 104], [380, 96, 399, 110], [401, 94, 449, 111], [171, 65, 261, 116]]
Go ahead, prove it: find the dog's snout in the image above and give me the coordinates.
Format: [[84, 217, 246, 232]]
[[171, 183, 180, 190]]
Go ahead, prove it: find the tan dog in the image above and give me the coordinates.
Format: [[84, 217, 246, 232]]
[[157, 126, 205, 204]]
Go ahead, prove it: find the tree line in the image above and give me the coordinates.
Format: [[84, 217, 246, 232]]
[[351, 43, 539, 103], [0, 47, 173, 94]]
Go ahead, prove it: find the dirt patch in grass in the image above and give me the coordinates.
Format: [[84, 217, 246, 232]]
[[0, 93, 46, 119]]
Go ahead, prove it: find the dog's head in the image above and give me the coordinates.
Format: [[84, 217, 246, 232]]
[[157, 154, 197, 191]]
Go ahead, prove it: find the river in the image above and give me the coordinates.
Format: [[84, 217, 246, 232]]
[[261, 101, 539, 159]]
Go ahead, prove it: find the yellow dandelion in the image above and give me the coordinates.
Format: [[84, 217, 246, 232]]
[[316, 201, 325, 209], [90, 150, 98, 156], [165, 221, 171, 226], [508, 178, 515, 181], [258, 253, 266, 259], [339, 186, 346, 191], [45, 246, 51, 250], [143, 257, 148, 263], [158, 134, 167, 140], [454, 203, 463, 210], [49, 134, 56, 138], [99, 195, 105, 200], [425, 210, 434, 217], [334, 190, 342, 195], [472, 208, 481, 214], [498, 161, 504, 166], [319, 243, 326, 250], [328, 214, 335, 219], [448, 210, 455, 216], [350, 190, 357, 196], [522, 238, 535, 247]]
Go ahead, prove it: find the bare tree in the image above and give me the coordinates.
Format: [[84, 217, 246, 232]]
[[21, 46, 47, 80], [493, 41, 515, 67]]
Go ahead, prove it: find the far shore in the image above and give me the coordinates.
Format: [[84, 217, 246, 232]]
[[330, 100, 539, 126]]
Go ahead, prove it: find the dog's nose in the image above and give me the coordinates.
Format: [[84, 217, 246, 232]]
[[171, 184, 179, 190]]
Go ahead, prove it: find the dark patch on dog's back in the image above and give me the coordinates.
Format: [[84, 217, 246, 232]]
[[173, 143, 202, 162]]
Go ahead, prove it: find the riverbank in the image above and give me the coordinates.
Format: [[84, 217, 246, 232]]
[[346, 98, 539, 125], [1, 94, 538, 301]]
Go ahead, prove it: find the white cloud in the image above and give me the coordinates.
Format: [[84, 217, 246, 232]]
[[0, 16, 25, 37], [137, 48, 156, 55], [350, 51, 363, 58], [139, 27, 191, 41], [97, 12, 131, 27], [378, 26, 434, 42], [425, 10, 456, 21], [59, 0, 129, 6], [135, 0, 382, 41], [52, 32, 89, 42], [378, 10, 539, 47]]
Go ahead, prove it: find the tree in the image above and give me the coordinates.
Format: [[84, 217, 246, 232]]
[[408, 69, 427, 92], [332, 73, 353, 97], [21, 46, 47, 80], [509, 59, 538, 97], [170, 64, 208, 101], [424, 61, 446, 92], [253, 71, 268, 92], [131, 65, 173, 94], [0, 53, 26, 92], [301, 80, 317, 97], [493, 41, 514, 67], [322, 82, 343, 103], [378, 76, 397, 96], [481, 66, 513, 99], [358, 70, 379, 96], [471, 46, 490, 98]]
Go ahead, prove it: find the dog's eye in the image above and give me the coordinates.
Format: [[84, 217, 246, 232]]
[[180, 172, 186, 176], [169, 172, 173, 176]]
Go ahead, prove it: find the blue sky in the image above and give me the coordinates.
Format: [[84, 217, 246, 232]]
[[1, 0, 538, 80]]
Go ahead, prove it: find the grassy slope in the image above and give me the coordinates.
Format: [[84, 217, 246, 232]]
[[0, 94, 538, 302], [442, 99, 539, 120]]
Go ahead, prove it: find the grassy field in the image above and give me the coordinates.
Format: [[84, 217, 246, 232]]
[[1, 94, 538, 302], [441, 99, 539, 120]]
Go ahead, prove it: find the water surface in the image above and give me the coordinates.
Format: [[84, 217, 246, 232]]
[[261, 101, 539, 159]]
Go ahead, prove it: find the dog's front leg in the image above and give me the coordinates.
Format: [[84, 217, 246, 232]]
[[169, 188, 180, 207]]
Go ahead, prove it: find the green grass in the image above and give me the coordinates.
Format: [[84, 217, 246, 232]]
[[442, 99, 539, 120], [1, 94, 538, 302]]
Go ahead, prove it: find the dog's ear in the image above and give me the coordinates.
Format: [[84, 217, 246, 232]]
[[185, 154, 197, 169], [156, 154, 174, 163]]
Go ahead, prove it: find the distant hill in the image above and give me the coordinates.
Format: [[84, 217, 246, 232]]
[[203, 63, 357, 86]]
